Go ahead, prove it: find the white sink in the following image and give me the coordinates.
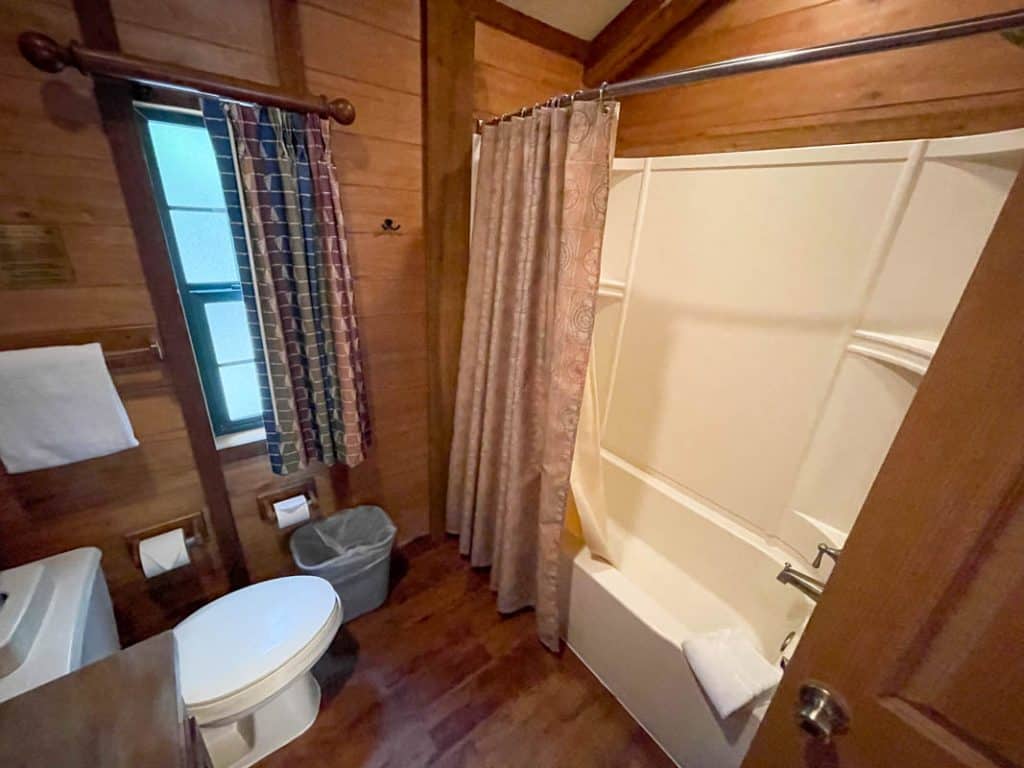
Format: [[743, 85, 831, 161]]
[[0, 561, 55, 677]]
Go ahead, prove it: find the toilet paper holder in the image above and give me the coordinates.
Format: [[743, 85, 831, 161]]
[[124, 510, 208, 570], [257, 479, 320, 527]]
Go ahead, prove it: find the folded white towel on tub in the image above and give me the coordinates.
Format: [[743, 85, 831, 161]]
[[0, 343, 139, 473], [683, 628, 782, 719]]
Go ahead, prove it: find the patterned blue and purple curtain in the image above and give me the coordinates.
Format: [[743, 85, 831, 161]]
[[202, 99, 371, 474]]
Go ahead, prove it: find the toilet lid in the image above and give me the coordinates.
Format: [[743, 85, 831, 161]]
[[175, 576, 338, 706]]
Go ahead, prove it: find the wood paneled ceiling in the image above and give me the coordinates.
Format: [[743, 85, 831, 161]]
[[484, 0, 714, 86], [497, 0, 631, 41]]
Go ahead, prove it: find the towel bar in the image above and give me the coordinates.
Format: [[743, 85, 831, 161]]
[[0, 325, 164, 370], [102, 338, 164, 369]]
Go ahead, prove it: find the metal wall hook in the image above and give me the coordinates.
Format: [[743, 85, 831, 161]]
[[381, 218, 401, 232], [1002, 26, 1024, 47]]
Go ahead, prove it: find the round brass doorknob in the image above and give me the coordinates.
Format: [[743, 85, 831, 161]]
[[797, 682, 850, 742]]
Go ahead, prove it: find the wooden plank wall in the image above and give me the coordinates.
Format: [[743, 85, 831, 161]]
[[615, 0, 1024, 156], [0, 0, 226, 644], [0, 0, 428, 642], [473, 21, 582, 120], [416, 19, 580, 537], [231, 0, 430, 583]]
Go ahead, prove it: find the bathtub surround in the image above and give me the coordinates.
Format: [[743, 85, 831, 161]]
[[563, 129, 1023, 767], [569, 343, 614, 563], [207, 101, 372, 475], [565, 454, 813, 768], [593, 132, 1023, 566], [447, 100, 618, 650]]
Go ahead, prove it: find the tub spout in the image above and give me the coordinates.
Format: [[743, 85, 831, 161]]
[[777, 563, 826, 602]]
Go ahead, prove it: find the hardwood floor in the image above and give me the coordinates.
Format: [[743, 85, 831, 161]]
[[262, 539, 675, 767]]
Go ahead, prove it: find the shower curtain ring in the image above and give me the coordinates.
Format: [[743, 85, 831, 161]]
[[598, 81, 609, 111], [570, 89, 584, 104]]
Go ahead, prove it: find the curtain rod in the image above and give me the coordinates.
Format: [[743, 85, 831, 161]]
[[477, 9, 1024, 130], [17, 31, 356, 125]]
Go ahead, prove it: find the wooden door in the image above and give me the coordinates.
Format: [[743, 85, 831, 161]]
[[744, 170, 1024, 767]]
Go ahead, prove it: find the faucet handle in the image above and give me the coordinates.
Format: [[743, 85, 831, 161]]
[[812, 543, 842, 569]]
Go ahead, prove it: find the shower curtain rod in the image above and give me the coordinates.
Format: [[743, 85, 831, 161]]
[[477, 9, 1024, 129], [17, 31, 356, 125]]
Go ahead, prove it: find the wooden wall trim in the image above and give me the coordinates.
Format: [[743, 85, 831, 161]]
[[584, 0, 710, 87], [71, 0, 250, 590], [269, 0, 307, 92], [423, 0, 475, 539], [219, 440, 269, 465], [466, 0, 588, 62]]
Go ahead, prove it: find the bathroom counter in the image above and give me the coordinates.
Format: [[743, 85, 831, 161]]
[[0, 630, 210, 767]]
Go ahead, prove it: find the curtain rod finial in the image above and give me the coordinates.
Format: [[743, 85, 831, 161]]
[[18, 31, 72, 74], [328, 97, 356, 125]]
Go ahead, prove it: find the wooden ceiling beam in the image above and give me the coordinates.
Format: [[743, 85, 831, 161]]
[[70, 0, 250, 590], [269, 0, 306, 92], [465, 0, 589, 62], [585, 0, 710, 86]]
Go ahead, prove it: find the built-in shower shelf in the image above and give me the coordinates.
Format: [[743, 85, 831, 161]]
[[597, 279, 626, 299], [846, 330, 938, 377]]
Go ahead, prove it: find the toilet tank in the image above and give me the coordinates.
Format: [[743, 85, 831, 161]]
[[0, 547, 121, 703]]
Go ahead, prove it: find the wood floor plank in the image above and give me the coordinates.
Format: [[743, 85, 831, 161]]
[[260, 539, 674, 768]]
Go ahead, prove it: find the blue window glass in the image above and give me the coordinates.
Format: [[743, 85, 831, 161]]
[[204, 300, 255, 365], [169, 210, 238, 284], [219, 362, 262, 421], [145, 120, 228, 209], [137, 105, 263, 437]]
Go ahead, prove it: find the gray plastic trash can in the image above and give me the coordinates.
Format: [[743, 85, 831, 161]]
[[290, 505, 397, 623]]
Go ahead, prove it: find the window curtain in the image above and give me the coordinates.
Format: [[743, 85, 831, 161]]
[[201, 100, 371, 474], [447, 100, 619, 650]]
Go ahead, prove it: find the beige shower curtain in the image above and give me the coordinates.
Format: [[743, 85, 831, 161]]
[[447, 100, 618, 651]]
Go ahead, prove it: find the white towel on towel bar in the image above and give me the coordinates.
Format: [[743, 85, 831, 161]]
[[683, 628, 783, 719], [0, 343, 139, 474]]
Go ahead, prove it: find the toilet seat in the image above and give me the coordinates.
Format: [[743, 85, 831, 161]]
[[175, 576, 342, 726]]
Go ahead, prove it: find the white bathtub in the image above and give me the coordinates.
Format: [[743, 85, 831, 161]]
[[564, 451, 814, 768]]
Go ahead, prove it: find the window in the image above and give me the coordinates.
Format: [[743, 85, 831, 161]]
[[136, 106, 263, 436]]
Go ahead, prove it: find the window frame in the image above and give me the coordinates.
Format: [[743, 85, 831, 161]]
[[135, 104, 263, 437]]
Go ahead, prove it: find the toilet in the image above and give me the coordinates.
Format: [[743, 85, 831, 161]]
[[1, 551, 339, 768], [174, 576, 342, 768]]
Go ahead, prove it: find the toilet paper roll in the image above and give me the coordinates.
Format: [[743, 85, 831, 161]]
[[273, 494, 310, 529], [139, 528, 190, 578]]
